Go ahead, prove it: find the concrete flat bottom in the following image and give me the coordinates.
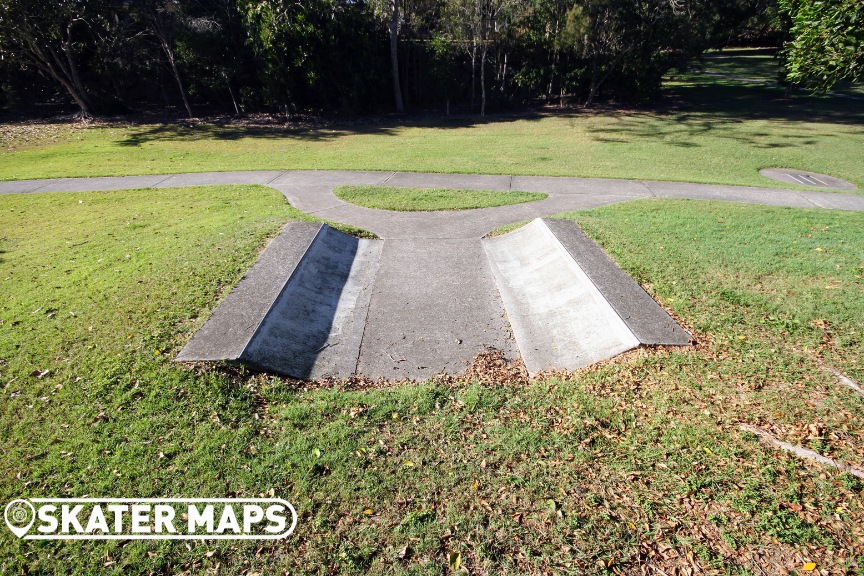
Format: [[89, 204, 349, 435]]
[[356, 238, 517, 380]]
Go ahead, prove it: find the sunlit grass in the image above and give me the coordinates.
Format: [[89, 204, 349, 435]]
[[333, 185, 546, 211], [1, 72, 862, 191], [2, 189, 862, 574]]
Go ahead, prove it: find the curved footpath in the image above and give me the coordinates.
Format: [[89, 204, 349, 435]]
[[3, 171, 863, 380]]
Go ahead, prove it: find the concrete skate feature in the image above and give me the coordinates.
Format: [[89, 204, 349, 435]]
[[178, 223, 382, 379], [242, 225, 381, 379], [759, 168, 857, 191], [176, 223, 323, 362], [541, 218, 691, 346], [484, 219, 689, 375], [356, 238, 517, 380]]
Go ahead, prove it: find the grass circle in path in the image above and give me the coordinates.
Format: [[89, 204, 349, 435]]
[[333, 185, 547, 211]]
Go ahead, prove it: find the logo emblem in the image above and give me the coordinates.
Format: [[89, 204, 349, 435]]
[[5, 499, 36, 538]]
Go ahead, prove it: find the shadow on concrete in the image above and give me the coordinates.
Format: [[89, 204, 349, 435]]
[[239, 228, 359, 379]]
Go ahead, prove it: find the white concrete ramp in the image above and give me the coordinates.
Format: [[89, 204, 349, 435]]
[[484, 220, 639, 374], [483, 219, 690, 375]]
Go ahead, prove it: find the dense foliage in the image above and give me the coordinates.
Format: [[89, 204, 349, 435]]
[[780, 0, 864, 92], [0, 0, 783, 116]]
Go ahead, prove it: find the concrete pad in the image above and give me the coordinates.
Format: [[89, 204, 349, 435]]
[[154, 171, 285, 187], [484, 219, 640, 374], [356, 238, 518, 380], [384, 172, 512, 191], [542, 218, 691, 345], [760, 168, 857, 191], [241, 226, 382, 379], [176, 222, 323, 361]]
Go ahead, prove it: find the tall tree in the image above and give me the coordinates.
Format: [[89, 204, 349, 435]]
[[388, 0, 405, 111], [0, 0, 97, 116], [443, 0, 522, 115], [133, 0, 194, 117]]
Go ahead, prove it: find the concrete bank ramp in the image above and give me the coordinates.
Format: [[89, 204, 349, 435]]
[[483, 219, 691, 375], [178, 218, 690, 380], [177, 223, 381, 379]]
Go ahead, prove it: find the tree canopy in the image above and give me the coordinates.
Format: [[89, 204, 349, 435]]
[[0, 0, 802, 117]]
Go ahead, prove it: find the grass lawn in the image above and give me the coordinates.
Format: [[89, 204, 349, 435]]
[[332, 185, 546, 211], [701, 48, 864, 98], [1, 68, 862, 191], [2, 186, 863, 574]]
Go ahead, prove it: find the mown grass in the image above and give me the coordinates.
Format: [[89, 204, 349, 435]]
[[701, 48, 864, 97], [1, 70, 862, 191], [332, 185, 546, 211], [1, 187, 862, 574]]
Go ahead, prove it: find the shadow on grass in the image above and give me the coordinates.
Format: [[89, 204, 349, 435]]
[[116, 75, 863, 150], [116, 112, 555, 147], [586, 77, 863, 149]]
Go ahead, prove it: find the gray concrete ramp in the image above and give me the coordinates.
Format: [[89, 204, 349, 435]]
[[176, 222, 323, 362], [177, 223, 381, 379], [483, 219, 690, 375], [242, 226, 381, 379], [542, 218, 691, 346]]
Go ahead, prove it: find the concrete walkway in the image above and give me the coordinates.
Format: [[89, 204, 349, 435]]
[[3, 171, 863, 380]]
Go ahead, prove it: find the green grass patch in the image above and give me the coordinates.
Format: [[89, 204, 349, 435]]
[[332, 185, 546, 211], [701, 48, 864, 97], [2, 190, 863, 573], [2, 69, 862, 191], [484, 219, 532, 237]]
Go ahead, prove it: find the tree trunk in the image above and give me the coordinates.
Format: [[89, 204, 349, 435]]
[[585, 65, 599, 107], [36, 41, 92, 117], [63, 23, 91, 112], [480, 43, 488, 116], [53, 68, 92, 117], [585, 61, 613, 107], [225, 73, 240, 114], [470, 39, 477, 112], [547, 48, 559, 101], [161, 40, 193, 118], [389, 0, 404, 113]]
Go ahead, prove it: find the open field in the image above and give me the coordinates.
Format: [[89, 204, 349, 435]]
[[701, 49, 864, 98], [1, 71, 862, 192], [1, 185, 863, 574]]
